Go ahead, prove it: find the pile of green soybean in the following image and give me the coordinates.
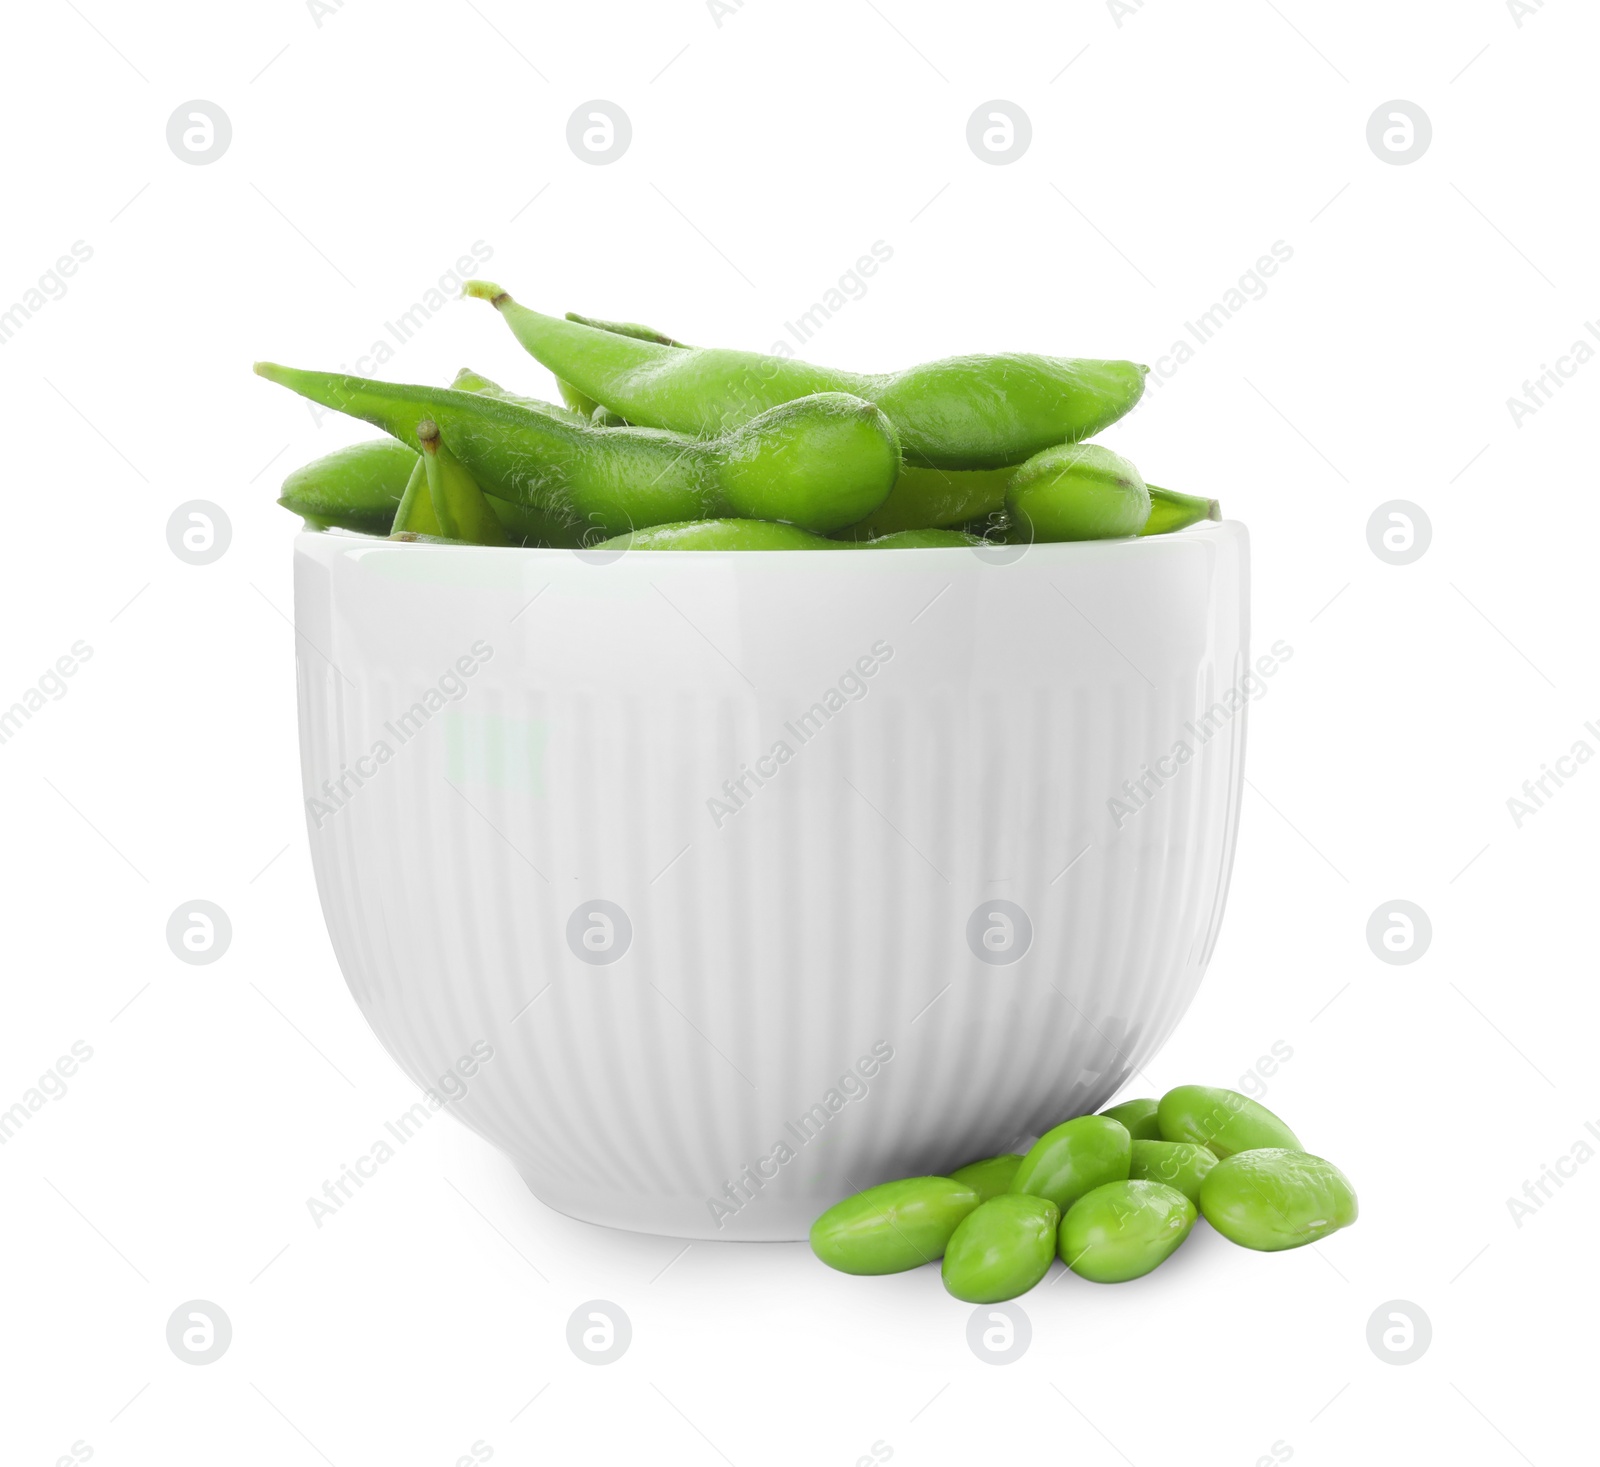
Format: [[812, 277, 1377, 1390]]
[[811, 1086, 1356, 1302], [259, 281, 1219, 550]]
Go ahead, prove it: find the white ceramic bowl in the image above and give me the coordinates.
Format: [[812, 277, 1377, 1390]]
[[294, 523, 1249, 1240]]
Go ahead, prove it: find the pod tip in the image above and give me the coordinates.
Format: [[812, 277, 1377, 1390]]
[[416, 419, 441, 449], [1208, 498, 1222, 521], [463, 279, 511, 306]]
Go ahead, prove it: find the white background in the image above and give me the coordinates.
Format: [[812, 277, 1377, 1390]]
[[2, 0, 1596, 1462]]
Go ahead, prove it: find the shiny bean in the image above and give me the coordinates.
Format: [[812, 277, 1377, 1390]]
[[1059, 1180, 1196, 1283], [941, 1195, 1060, 1303], [1199, 1149, 1357, 1252], [948, 1154, 1024, 1202], [1128, 1139, 1217, 1205], [1157, 1084, 1301, 1158], [1010, 1115, 1132, 1211], [810, 1177, 981, 1275], [1099, 1098, 1163, 1140]]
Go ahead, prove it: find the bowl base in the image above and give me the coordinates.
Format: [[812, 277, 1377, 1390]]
[[518, 1166, 818, 1242]]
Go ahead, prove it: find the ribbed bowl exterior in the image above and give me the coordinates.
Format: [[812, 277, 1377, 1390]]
[[294, 524, 1250, 1239]]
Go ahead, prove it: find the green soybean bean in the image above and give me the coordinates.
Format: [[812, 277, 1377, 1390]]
[[279, 437, 417, 534], [1059, 1180, 1196, 1283], [1005, 443, 1150, 542], [1199, 1149, 1358, 1251], [1099, 1098, 1163, 1141], [467, 280, 1147, 469], [599, 519, 838, 552], [1157, 1085, 1301, 1158], [941, 1194, 1060, 1302], [255, 363, 900, 537], [1010, 1115, 1132, 1212], [1142, 484, 1220, 536], [948, 1154, 1024, 1202], [1128, 1140, 1217, 1205], [417, 420, 508, 546], [810, 1177, 982, 1275]]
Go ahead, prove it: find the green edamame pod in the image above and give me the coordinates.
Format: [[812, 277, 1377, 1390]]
[[255, 363, 900, 537], [1142, 484, 1220, 536], [948, 1154, 1024, 1202], [563, 313, 1016, 533], [1006, 443, 1150, 542], [810, 1177, 982, 1275], [1157, 1085, 1301, 1158], [941, 1194, 1060, 1302], [599, 519, 838, 552], [860, 529, 985, 548], [556, 311, 686, 418], [467, 280, 1148, 469], [566, 311, 685, 347], [1199, 1149, 1358, 1251], [449, 367, 592, 424], [417, 420, 508, 546], [837, 463, 1015, 540], [1059, 1180, 1196, 1282], [1127, 1140, 1217, 1205], [1010, 1115, 1132, 1212], [391, 457, 441, 537], [279, 437, 417, 533]]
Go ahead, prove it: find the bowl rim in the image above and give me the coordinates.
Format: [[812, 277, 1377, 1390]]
[[295, 519, 1244, 563]]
